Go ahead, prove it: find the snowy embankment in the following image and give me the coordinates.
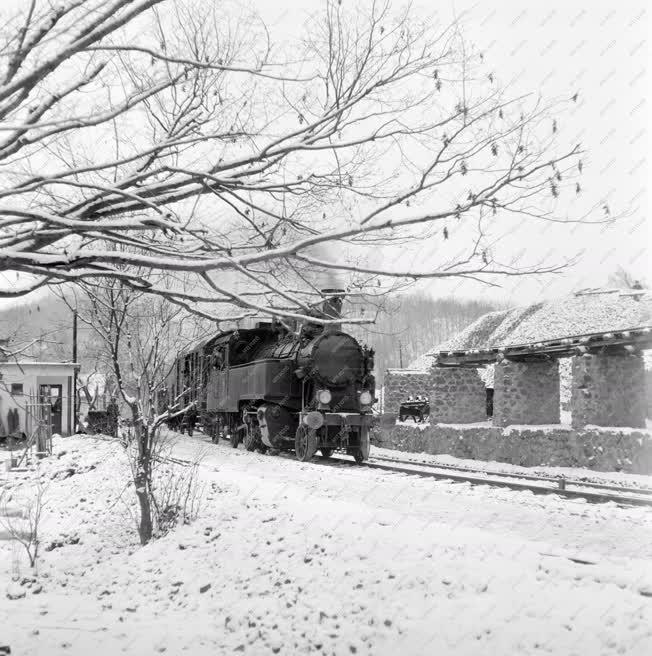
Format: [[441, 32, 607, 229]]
[[370, 444, 652, 489], [1, 434, 652, 656]]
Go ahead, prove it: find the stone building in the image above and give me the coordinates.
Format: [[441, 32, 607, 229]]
[[380, 290, 652, 472], [386, 290, 652, 430], [492, 359, 560, 426], [570, 353, 646, 429], [382, 369, 431, 414]]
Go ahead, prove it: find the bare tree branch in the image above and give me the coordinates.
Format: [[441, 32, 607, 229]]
[[0, 0, 602, 323]]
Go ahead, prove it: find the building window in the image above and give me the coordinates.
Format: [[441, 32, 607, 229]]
[[10, 383, 23, 396]]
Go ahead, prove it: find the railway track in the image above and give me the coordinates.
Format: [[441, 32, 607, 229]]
[[193, 433, 652, 508], [369, 453, 652, 497], [347, 455, 652, 507]]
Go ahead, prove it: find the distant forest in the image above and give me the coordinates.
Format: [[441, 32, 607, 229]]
[[0, 290, 498, 386], [0, 292, 75, 362], [350, 293, 498, 384], [3, 268, 644, 387]]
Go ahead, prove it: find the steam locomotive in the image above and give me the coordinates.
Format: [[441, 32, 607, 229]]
[[163, 291, 376, 463]]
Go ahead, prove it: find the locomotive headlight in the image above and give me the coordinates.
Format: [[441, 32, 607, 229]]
[[359, 390, 373, 406], [317, 389, 332, 405]]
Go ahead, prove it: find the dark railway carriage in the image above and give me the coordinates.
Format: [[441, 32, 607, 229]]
[[162, 338, 207, 430], [164, 293, 376, 463]]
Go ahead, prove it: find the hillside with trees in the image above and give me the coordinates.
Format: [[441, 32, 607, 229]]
[[351, 293, 498, 384], [0, 292, 73, 362], [1, 289, 496, 388]]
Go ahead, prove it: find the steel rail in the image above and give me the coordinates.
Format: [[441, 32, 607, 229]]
[[349, 459, 652, 507], [368, 454, 652, 496], [198, 433, 652, 507]]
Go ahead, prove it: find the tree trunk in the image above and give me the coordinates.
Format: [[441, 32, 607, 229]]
[[134, 422, 154, 544], [135, 474, 153, 544]]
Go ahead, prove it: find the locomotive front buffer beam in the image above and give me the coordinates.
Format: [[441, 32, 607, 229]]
[[301, 411, 373, 450], [301, 411, 374, 431]]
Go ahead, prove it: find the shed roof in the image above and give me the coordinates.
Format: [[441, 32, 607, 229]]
[[430, 290, 652, 354], [0, 361, 80, 368], [386, 368, 429, 374], [406, 290, 652, 369]]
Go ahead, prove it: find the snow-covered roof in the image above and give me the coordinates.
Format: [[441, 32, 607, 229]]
[[386, 367, 429, 374], [0, 361, 80, 368], [407, 352, 435, 370], [429, 290, 652, 354]]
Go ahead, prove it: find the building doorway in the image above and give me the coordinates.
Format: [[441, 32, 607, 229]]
[[39, 384, 63, 435], [485, 388, 494, 418]]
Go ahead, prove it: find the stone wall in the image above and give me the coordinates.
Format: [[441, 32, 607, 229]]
[[571, 353, 646, 429], [383, 370, 431, 414], [559, 357, 572, 410], [372, 423, 652, 474], [384, 354, 650, 428], [430, 367, 487, 423], [493, 360, 560, 426]]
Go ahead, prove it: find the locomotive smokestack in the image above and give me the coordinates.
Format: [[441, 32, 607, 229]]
[[321, 288, 345, 331]]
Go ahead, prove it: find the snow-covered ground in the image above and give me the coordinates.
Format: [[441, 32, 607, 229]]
[[1, 433, 651, 655]]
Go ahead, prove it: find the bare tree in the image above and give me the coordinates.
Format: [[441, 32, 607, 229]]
[[60, 278, 207, 543], [352, 293, 500, 379], [0, 477, 47, 572], [0, 0, 598, 322], [607, 267, 647, 291]]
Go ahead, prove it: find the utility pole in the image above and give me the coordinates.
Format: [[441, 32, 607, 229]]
[[399, 340, 404, 369], [72, 308, 78, 432]]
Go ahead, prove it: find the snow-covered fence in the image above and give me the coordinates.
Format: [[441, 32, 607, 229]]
[[2, 395, 54, 465]]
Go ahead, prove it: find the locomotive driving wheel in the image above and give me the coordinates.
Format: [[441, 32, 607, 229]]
[[295, 425, 317, 461], [242, 409, 266, 453], [243, 416, 257, 452]]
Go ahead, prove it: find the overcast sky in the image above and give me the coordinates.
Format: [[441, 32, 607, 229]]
[[254, 0, 650, 303], [0, 0, 649, 309]]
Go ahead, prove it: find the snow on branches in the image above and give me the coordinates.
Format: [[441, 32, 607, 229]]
[[0, 0, 596, 323]]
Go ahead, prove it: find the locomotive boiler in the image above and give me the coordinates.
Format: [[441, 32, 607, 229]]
[[164, 291, 376, 463]]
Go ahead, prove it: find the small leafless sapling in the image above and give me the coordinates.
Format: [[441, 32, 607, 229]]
[[149, 437, 206, 535], [0, 478, 47, 574], [60, 278, 209, 544]]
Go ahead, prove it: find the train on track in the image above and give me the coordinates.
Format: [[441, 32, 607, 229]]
[[162, 290, 376, 463]]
